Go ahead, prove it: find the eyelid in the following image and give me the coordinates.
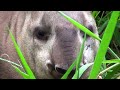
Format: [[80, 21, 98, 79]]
[[33, 26, 51, 41]]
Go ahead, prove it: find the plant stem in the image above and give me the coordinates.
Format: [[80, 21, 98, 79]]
[[98, 63, 120, 76], [0, 57, 23, 68]]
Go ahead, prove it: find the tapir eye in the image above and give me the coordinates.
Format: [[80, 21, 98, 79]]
[[34, 26, 51, 41]]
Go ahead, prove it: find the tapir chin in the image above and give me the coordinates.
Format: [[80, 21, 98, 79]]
[[0, 11, 99, 79]]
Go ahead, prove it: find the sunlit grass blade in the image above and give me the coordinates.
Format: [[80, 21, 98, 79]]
[[12, 65, 29, 79], [102, 59, 120, 63], [58, 11, 101, 41], [72, 63, 93, 79], [88, 11, 120, 79], [75, 33, 86, 79], [0, 57, 23, 68], [8, 28, 36, 79]]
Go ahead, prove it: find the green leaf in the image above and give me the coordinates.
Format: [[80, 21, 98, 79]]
[[92, 11, 99, 18], [12, 65, 29, 79], [61, 60, 76, 79], [72, 63, 93, 79], [113, 23, 120, 47], [58, 11, 119, 60], [88, 11, 120, 79], [75, 33, 86, 79], [8, 28, 36, 79], [59, 11, 120, 79], [98, 19, 109, 34], [102, 59, 120, 63], [58, 11, 101, 41], [0, 57, 23, 68], [104, 63, 120, 79], [92, 11, 100, 19], [61, 33, 86, 79]]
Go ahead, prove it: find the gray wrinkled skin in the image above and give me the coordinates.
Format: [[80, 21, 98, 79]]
[[0, 11, 99, 79]]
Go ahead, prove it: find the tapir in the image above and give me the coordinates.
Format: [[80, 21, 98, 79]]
[[0, 11, 99, 79]]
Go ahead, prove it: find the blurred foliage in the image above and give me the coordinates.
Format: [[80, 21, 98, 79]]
[[94, 11, 120, 79]]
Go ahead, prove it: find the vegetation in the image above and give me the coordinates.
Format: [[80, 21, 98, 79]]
[[0, 11, 120, 79], [59, 11, 120, 79]]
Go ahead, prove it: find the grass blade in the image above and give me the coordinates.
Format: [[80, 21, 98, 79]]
[[75, 33, 86, 79], [98, 11, 105, 26], [58, 11, 101, 41], [58, 11, 119, 60], [98, 19, 109, 34], [12, 65, 29, 79], [92, 11, 101, 19], [61, 33, 86, 79], [92, 11, 99, 18], [61, 60, 76, 79], [8, 29, 36, 79], [0, 57, 23, 68], [88, 11, 120, 79], [102, 59, 120, 63], [59, 11, 120, 79], [99, 63, 120, 78], [104, 63, 120, 79], [72, 63, 93, 79]]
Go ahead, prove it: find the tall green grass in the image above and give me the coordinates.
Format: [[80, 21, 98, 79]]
[[8, 27, 36, 79], [59, 11, 120, 79], [89, 11, 120, 79]]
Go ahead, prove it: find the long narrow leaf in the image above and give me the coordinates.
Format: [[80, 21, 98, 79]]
[[58, 11, 101, 41], [59, 11, 120, 79], [76, 33, 86, 79], [102, 59, 120, 63], [58, 11, 119, 60], [8, 29, 36, 79], [98, 19, 109, 34], [61, 60, 76, 79], [92, 11, 99, 18], [72, 63, 93, 79], [12, 65, 29, 79], [88, 11, 120, 79], [61, 33, 86, 79], [0, 57, 23, 68]]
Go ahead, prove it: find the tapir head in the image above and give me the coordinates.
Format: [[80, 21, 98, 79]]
[[0, 11, 99, 79], [22, 11, 99, 79]]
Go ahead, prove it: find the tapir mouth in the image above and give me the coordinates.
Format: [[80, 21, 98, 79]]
[[50, 69, 75, 79], [47, 63, 75, 79]]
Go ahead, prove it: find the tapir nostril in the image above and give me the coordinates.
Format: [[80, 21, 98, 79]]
[[55, 67, 66, 74], [55, 66, 76, 77], [47, 63, 55, 72]]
